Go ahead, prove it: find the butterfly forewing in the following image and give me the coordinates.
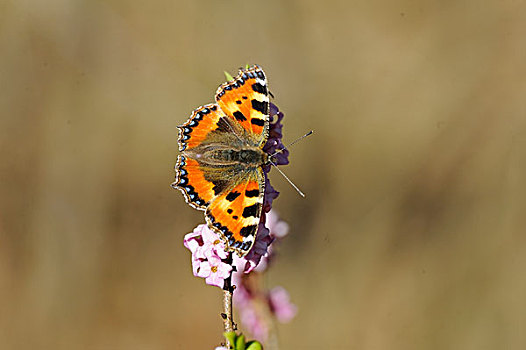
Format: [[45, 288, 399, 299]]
[[176, 104, 226, 151], [215, 65, 270, 146]]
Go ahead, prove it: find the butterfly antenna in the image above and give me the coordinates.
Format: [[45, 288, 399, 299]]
[[268, 160, 306, 198], [270, 130, 313, 158]]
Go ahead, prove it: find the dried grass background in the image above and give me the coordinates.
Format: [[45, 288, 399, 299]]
[[1, 0, 526, 349]]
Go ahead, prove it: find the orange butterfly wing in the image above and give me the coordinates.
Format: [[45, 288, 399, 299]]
[[173, 103, 230, 209], [216, 65, 270, 146], [176, 103, 225, 152], [205, 169, 265, 255]]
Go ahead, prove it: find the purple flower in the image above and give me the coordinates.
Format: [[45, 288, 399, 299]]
[[262, 177, 279, 214], [196, 254, 232, 288], [200, 224, 229, 260], [183, 226, 204, 254], [183, 224, 231, 288], [268, 286, 297, 323], [184, 226, 206, 275], [242, 223, 273, 272], [264, 103, 289, 166]]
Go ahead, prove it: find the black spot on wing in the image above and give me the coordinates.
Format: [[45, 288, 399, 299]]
[[251, 83, 267, 95], [233, 215, 238, 220], [226, 191, 241, 202], [236, 100, 242, 105], [242, 203, 261, 218], [227, 208, 233, 214], [233, 111, 247, 122], [245, 189, 259, 198], [251, 100, 268, 115], [240, 224, 258, 237], [251, 118, 265, 127]]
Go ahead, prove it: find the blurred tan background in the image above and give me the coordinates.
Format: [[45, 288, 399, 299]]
[[1, 0, 526, 349]]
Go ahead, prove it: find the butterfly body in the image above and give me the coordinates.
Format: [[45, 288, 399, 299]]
[[173, 65, 271, 257], [184, 141, 268, 167]]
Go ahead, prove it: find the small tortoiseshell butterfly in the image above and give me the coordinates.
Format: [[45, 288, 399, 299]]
[[172, 65, 271, 257]]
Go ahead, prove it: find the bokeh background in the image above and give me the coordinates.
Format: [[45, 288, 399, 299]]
[[2, 0, 526, 349]]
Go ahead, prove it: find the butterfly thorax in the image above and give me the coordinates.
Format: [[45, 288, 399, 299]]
[[212, 148, 266, 164]]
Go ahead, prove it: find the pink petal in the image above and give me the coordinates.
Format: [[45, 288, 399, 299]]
[[205, 272, 225, 288], [183, 237, 200, 253], [213, 244, 229, 259], [196, 261, 211, 278], [266, 210, 289, 238], [191, 257, 202, 276], [201, 225, 220, 244], [216, 263, 233, 279], [197, 242, 215, 260], [268, 286, 297, 323], [206, 254, 222, 266], [183, 227, 204, 253]]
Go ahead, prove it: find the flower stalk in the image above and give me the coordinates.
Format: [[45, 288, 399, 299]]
[[222, 253, 235, 340]]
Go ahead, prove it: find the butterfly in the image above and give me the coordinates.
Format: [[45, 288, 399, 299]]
[[172, 65, 271, 257]]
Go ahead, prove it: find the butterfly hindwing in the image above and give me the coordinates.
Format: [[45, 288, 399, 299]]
[[215, 65, 270, 146], [205, 168, 265, 255], [172, 155, 216, 210]]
